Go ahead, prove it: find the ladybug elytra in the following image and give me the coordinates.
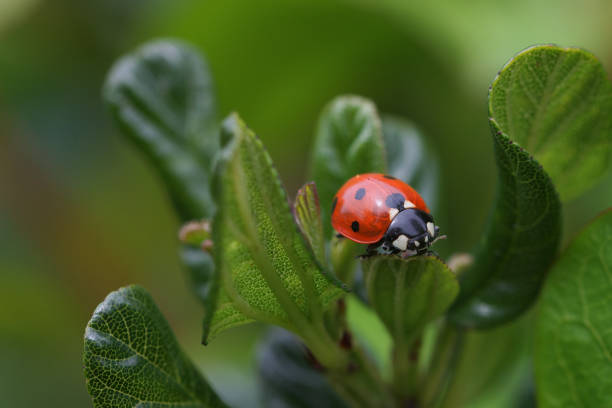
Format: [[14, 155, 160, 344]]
[[331, 173, 443, 257]]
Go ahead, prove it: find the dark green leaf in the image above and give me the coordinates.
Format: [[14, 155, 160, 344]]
[[104, 39, 217, 221], [448, 48, 583, 328], [449, 123, 561, 328], [535, 209, 612, 407], [488, 45, 612, 201], [83, 285, 228, 408], [208, 113, 345, 343], [257, 329, 348, 408], [362, 256, 458, 343], [293, 182, 327, 267], [310, 96, 386, 237], [382, 116, 440, 211]]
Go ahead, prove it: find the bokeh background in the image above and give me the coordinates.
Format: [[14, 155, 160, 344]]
[[1, 0, 611, 407]]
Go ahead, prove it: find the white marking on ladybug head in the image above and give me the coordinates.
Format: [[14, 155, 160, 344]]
[[404, 200, 415, 209], [392, 234, 409, 251], [427, 222, 435, 237], [424, 235, 429, 243], [389, 208, 399, 220], [414, 240, 420, 247]]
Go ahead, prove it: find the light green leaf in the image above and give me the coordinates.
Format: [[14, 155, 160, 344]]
[[363, 256, 459, 343], [489, 45, 612, 201], [83, 285, 228, 408], [293, 182, 327, 267], [207, 113, 345, 343], [382, 116, 440, 212], [310, 95, 386, 237], [535, 209, 612, 407], [104, 39, 217, 221]]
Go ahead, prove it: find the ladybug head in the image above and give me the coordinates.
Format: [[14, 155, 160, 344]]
[[375, 208, 441, 256]]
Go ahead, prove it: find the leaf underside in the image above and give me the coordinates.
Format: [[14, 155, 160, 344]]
[[83, 285, 227, 408], [294, 182, 327, 267], [535, 209, 612, 407], [207, 114, 345, 342]]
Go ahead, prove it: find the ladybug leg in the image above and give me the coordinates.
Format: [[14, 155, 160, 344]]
[[336, 233, 345, 239], [425, 249, 442, 259]]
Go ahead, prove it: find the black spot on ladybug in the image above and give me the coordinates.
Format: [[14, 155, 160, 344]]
[[351, 221, 360, 232], [331, 197, 338, 213], [385, 193, 405, 210], [354, 188, 366, 200], [383, 174, 397, 180]]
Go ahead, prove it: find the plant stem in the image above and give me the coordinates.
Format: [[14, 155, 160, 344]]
[[326, 346, 396, 408], [421, 323, 465, 408], [392, 336, 421, 403]]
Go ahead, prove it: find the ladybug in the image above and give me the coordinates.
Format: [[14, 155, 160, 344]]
[[331, 173, 443, 256]]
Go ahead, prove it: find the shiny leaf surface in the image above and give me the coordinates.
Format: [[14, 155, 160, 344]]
[[310, 95, 386, 237], [535, 209, 612, 407], [382, 116, 440, 212], [257, 329, 347, 408], [104, 39, 217, 221], [449, 122, 561, 328], [449, 47, 581, 328], [83, 285, 227, 408]]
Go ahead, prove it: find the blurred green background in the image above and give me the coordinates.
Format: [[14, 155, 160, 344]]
[[1, 0, 611, 407]]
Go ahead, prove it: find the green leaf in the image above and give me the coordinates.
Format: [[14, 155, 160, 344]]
[[104, 40, 223, 344], [257, 329, 348, 408], [104, 39, 217, 221], [535, 209, 612, 407], [362, 256, 459, 343], [488, 45, 612, 201], [449, 48, 573, 327], [310, 95, 386, 237], [208, 113, 345, 344], [293, 182, 327, 267], [382, 116, 440, 211], [83, 285, 228, 408]]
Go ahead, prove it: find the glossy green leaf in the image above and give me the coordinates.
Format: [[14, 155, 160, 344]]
[[449, 123, 561, 327], [382, 116, 440, 212], [208, 113, 345, 343], [310, 95, 386, 237], [363, 256, 459, 343], [257, 329, 348, 408], [83, 285, 228, 408], [104, 39, 217, 221], [489, 45, 612, 201], [449, 48, 575, 327], [535, 209, 612, 407], [293, 182, 327, 267]]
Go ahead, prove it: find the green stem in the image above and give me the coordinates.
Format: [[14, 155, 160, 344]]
[[421, 324, 465, 408], [392, 336, 421, 402], [326, 346, 396, 408]]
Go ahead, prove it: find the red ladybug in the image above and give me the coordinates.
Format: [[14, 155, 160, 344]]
[[331, 173, 442, 256]]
